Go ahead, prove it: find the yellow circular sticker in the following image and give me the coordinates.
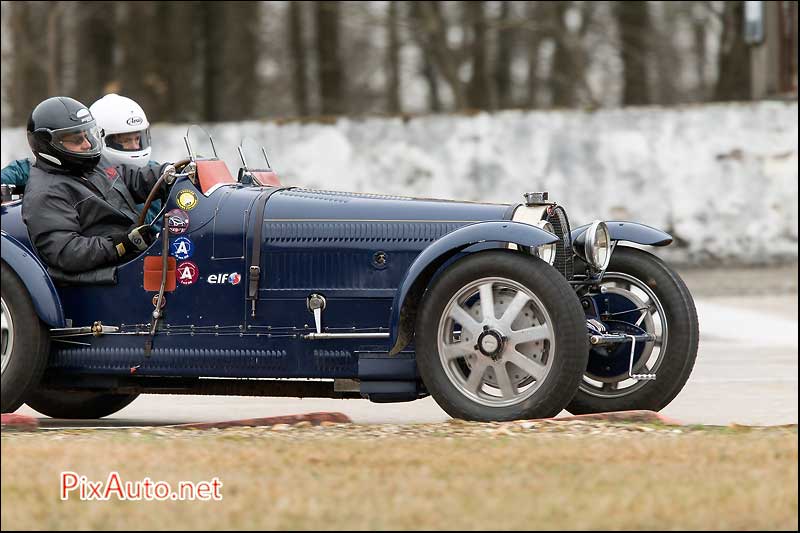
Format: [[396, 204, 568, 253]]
[[176, 190, 198, 210]]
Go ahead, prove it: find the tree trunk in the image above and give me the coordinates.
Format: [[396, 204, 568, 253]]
[[714, 0, 752, 101], [46, 2, 64, 95], [289, 1, 310, 116], [151, 1, 199, 122], [525, 1, 544, 108], [9, 2, 45, 125], [223, 1, 260, 120], [409, 1, 442, 112], [615, 0, 651, 106], [693, 11, 709, 100], [201, 2, 226, 121], [416, 1, 467, 110], [75, 2, 116, 106], [465, 1, 491, 110], [386, 1, 402, 113], [494, 1, 514, 109], [550, 1, 578, 108], [315, 1, 345, 115]]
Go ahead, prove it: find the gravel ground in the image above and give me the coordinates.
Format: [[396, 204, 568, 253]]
[[4, 419, 797, 443]]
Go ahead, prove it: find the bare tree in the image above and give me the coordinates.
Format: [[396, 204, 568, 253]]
[[46, 2, 64, 95], [386, 1, 402, 113], [288, 1, 310, 116], [409, 1, 443, 111], [465, 1, 492, 109], [494, 1, 515, 109], [151, 1, 200, 122], [200, 2, 226, 121], [416, 1, 467, 109], [8, 2, 47, 124], [74, 1, 117, 106], [549, 1, 580, 108], [223, 1, 260, 120], [714, 0, 751, 101], [525, 1, 546, 108], [315, 1, 345, 115], [615, 0, 651, 105]]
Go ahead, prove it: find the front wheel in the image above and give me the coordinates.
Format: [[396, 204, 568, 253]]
[[567, 247, 699, 414], [415, 250, 589, 422], [26, 389, 139, 419]]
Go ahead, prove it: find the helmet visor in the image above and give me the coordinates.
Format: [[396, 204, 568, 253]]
[[48, 123, 103, 157], [105, 128, 151, 152]]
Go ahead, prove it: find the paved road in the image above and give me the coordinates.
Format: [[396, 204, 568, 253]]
[[14, 266, 799, 427]]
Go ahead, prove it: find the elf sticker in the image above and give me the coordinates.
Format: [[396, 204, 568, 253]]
[[176, 261, 199, 286], [176, 189, 198, 210], [207, 272, 241, 285], [170, 236, 194, 260], [166, 209, 189, 235]]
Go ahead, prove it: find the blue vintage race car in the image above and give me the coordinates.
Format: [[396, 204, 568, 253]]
[[0, 134, 699, 421]]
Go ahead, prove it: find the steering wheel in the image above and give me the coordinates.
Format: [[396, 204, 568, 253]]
[[137, 159, 192, 226]]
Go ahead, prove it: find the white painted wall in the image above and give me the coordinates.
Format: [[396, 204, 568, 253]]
[[3, 101, 797, 265]]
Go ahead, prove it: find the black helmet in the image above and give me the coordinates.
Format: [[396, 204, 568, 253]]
[[26, 96, 103, 175]]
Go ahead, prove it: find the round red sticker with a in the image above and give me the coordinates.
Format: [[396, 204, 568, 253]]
[[176, 261, 199, 286], [105, 167, 118, 179]]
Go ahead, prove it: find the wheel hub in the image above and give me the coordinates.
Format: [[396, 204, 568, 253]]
[[476, 327, 505, 360]]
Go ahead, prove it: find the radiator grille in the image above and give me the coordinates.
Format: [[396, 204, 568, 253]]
[[544, 205, 574, 280]]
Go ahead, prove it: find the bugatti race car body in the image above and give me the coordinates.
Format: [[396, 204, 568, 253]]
[[0, 134, 698, 421]]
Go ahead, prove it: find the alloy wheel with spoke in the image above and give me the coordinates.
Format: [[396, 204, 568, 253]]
[[437, 277, 556, 408]]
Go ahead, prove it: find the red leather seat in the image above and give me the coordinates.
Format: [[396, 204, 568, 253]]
[[250, 170, 282, 186], [196, 159, 236, 195]]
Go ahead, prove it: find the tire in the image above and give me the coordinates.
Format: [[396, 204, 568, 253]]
[[1, 261, 51, 413], [415, 250, 589, 422], [567, 247, 699, 414], [26, 389, 139, 419]]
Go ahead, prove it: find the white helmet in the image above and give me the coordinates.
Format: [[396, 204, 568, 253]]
[[89, 94, 152, 168]]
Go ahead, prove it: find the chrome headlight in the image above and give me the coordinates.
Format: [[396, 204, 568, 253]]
[[532, 220, 557, 265], [583, 220, 611, 271]]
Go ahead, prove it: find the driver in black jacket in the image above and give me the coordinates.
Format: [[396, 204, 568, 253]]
[[21, 96, 173, 273]]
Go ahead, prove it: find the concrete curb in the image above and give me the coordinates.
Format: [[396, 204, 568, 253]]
[[167, 412, 353, 430], [1, 413, 40, 431], [549, 410, 685, 426]]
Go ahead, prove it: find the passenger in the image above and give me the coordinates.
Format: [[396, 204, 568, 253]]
[[21, 96, 173, 273], [2, 93, 162, 223]]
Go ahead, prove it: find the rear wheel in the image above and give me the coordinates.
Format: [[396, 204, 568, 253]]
[[567, 247, 699, 414], [26, 389, 139, 419], [1, 262, 50, 413], [416, 251, 589, 421]]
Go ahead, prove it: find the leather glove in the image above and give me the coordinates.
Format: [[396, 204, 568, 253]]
[[110, 224, 156, 257]]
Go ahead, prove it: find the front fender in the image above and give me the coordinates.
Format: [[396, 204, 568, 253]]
[[387, 221, 559, 355], [1, 232, 66, 327], [571, 221, 672, 247]]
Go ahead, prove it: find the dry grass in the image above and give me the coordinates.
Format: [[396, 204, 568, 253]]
[[1, 424, 797, 530]]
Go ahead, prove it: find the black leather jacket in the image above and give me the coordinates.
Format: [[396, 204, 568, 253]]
[[21, 157, 166, 273]]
